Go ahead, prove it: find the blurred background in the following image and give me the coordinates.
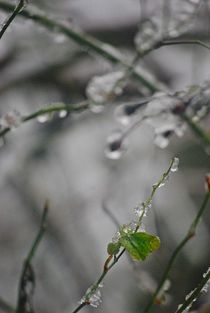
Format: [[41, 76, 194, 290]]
[[0, 0, 209, 313]]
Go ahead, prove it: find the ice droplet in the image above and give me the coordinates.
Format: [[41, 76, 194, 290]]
[[59, 110, 68, 118], [112, 231, 121, 243], [105, 130, 127, 160], [154, 133, 169, 149], [37, 114, 50, 123], [171, 157, 179, 172], [114, 103, 139, 125], [89, 103, 105, 114]]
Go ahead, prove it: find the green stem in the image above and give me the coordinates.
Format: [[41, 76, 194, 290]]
[[143, 190, 210, 313], [160, 39, 210, 50], [175, 267, 210, 313], [16, 201, 49, 313], [0, 101, 89, 139], [182, 114, 210, 147], [0, 0, 25, 39], [0, 0, 159, 92]]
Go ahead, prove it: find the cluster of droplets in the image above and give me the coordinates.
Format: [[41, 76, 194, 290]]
[[134, 0, 201, 56], [201, 267, 210, 294], [0, 110, 22, 130], [86, 71, 125, 113], [37, 108, 68, 123], [80, 284, 103, 308], [134, 18, 162, 55], [105, 80, 210, 160], [167, 0, 202, 38]]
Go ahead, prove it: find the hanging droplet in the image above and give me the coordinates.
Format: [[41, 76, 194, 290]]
[[105, 130, 127, 160], [154, 133, 169, 149], [0, 110, 22, 130], [171, 157, 179, 172], [58, 110, 68, 118], [114, 103, 139, 125], [37, 113, 50, 123]]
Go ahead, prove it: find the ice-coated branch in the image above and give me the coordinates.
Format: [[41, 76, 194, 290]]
[[0, 0, 160, 93], [143, 189, 210, 313], [175, 267, 210, 313], [0, 101, 89, 139]]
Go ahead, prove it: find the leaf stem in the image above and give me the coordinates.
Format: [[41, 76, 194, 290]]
[[0, 0, 25, 39], [143, 190, 210, 313], [160, 39, 210, 50]]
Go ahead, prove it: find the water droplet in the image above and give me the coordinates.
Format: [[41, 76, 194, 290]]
[[59, 110, 68, 118], [37, 114, 50, 123], [114, 103, 139, 125], [105, 130, 127, 160], [54, 34, 66, 43], [171, 157, 179, 172]]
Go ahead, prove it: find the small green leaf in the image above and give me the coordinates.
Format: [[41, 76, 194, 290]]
[[119, 232, 160, 261], [107, 242, 121, 255]]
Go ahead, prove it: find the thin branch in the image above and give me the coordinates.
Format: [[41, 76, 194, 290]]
[[0, 0, 25, 39], [175, 267, 210, 313], [16, 200, 49, 313], [143, 190, 210, 313], [182, 114, 210, 147], [159, 39, 210, 51], [0, 1, 160, 92], [0, 298, 15, 313], [0, 101, 89, 139], [71, 159, 176, 313]]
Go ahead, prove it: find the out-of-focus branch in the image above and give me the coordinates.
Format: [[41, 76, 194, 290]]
[[0, 0, 26, 39], [0, 298, 15, 313]]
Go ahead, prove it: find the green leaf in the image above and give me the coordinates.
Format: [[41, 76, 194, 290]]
[[119, 232, 160, 261], [107, 242, 121, 255]]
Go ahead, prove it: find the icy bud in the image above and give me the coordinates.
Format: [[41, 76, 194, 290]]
[[105, 129, 127, 160], [0, 110, 22, 130], [80, 285, 103, 308], [134, 202, 151, 218], [134, 18, 161, 54], [155, 279, 171, 304], [112, 231, 121, 244], [171, 157, 179, 172], [86, 71, 124, 105]]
